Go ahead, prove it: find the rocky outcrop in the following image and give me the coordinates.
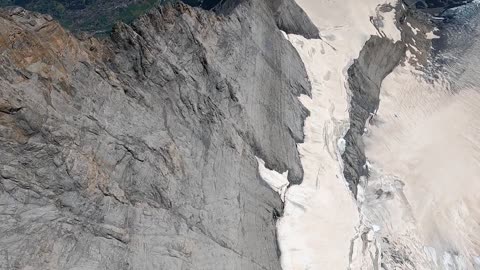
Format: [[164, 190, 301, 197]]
[[212, 0, 319, 38], [342, 0, 464, 198], [342, 36, 406, 196], [0, 0, 316, 268], [403, 0, 474, 15], [271, 0, 320, 39]]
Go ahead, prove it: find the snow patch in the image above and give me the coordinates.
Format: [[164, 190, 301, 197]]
[[337, 138, 346, 155], [380, 4, 402, 41], [256, 157, 289, 201], [426, 30, 440, 39], [408, 21, 419, 35]]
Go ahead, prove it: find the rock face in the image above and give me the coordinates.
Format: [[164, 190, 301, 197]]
[[0, 0, 317, 269], [342, 36, 406, 196], [403, 0, 474, 15]]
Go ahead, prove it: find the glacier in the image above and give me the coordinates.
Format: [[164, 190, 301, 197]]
[[258, 0, 480, 269]]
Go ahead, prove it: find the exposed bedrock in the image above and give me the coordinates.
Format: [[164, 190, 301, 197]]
[[342, 0, 467, 198], [342, 36, 406, 196], [0, 0, 315, 269], [212, 0, 319, 38], [403, 0, 474, 15]]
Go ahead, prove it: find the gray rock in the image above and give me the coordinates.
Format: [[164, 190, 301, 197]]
[[342, 36, 406, 196], [403, 0, 473, 15], [271, 0, 320, 39], [0, 0, 313, 269], [341, 1, 445, 197]]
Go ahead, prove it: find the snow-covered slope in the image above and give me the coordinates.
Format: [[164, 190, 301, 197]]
[[362, 4, 480, 268], [259, 0, 404, 269], [364, 62, 480, 270], [260, 0, 480, 269]]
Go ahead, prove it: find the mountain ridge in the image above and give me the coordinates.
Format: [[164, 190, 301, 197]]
[[0, 1, 317, 269]]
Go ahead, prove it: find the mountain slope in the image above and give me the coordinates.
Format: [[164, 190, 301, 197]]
[[0, 1, 317, 269]]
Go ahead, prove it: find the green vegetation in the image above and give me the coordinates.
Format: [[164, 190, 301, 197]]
[[119, 0, 162, 24], [0, 0, 220, 34]]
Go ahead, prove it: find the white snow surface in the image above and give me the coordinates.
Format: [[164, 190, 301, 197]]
[[363, 59, 480, 269], [258, 0, 402, 269], [256, 158, 289, 201], [257, 0, 480, 269]]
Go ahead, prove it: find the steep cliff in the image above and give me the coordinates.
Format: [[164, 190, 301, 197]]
[[0, 0, 317, 269], [403, 0, 474, 15], [342, 37, 406, 196]]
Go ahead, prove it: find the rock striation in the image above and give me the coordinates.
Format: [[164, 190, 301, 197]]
[[342, 36, 406, 196], [0, 0, 317, 269]]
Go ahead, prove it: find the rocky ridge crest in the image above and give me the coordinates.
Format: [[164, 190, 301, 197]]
[[0, 1, 317, 269]]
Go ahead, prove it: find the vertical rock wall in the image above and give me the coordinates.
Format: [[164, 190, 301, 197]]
[[342, 36, 406, 196], [0, 1, 317, 269]]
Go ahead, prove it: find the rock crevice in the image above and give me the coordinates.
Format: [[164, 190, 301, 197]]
[[0, 1, 315, 269]]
